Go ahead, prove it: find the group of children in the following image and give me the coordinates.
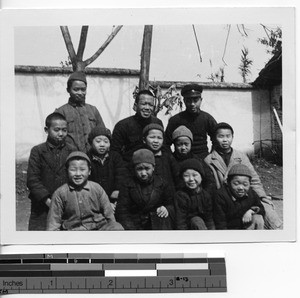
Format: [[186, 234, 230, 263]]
[[26, 72, 282, 231]]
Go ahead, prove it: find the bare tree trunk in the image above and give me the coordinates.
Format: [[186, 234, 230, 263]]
[[77, 26, 89, 61], [139, 25, 153, 90], [60, 25, 123, 72], [60, 26, 78, 71]]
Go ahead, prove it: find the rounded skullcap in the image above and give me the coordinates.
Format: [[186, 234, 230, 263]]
[[67, 71, 87, 84], [88, 126, 111, 144], [66, 151, 91, 167], [132, 149, 155, 166], [172, 125, 193, 142], [142, 123, 164, 137], [227, 164, 252, 178], [179, 158, 205, 177]]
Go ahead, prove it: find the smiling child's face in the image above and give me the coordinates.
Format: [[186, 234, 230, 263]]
[[229, 175, 251, 198], [182, 169, 202, 191], [145, 129, 164, 153], [67, 159, 91, 187]]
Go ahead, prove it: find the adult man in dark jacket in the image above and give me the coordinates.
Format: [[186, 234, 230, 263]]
[[111, 90, 163, 163], [165, 84, 217, 159]]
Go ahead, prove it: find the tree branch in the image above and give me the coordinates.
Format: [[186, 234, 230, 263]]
[[83, 25, 123, 67], [60, 26, 77, 71], [77, 26, 89, 61]]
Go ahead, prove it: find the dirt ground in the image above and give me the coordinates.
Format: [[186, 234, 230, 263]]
[[15, 158, 283, 231]]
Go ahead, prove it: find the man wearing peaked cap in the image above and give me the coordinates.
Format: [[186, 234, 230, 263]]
[[165, 83, 217, 159], [55, 71, 106, 153], [181, 84, 203, 98]]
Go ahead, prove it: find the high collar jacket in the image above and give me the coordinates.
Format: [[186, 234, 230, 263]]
[[204, 149, 267, 198]]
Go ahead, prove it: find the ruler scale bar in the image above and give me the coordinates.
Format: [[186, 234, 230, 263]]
[[0, 253, 226, 294]]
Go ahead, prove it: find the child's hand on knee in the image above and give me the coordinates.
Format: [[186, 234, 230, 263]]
[[156, 206, 168, 218], [242, 209, 254, 223]]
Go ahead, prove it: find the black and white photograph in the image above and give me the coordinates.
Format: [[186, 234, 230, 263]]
[[0, 7, 296, 244]]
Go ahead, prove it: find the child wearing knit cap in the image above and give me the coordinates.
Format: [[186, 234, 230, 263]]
[[87, 125, 127, 212], [205, 122, 282, 229], [213, 164, 265, 230], [116, 149, 175, 230], [142, 123, 179, 194], [174, 158, 215, 230], [47, 151, 123, 231], [172, 125, 216, 194]]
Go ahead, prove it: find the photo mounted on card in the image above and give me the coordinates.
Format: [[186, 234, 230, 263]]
[[0, 7, 296, 244]]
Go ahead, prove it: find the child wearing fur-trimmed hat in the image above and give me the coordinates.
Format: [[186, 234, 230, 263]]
[[116, 149, 175, 230], [46, 151, 124, 231], [213, 164, 265, 230], [174, 158, 215, 230], [142, 123, 179, 194], [87, 125, 127, 212]]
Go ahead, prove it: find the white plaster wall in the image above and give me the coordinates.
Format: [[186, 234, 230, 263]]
[[15, 73, 271, 160], [15, 73, 139, 160]]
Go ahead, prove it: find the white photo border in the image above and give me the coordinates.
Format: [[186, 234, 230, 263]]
[[0, 7, 296, 244]]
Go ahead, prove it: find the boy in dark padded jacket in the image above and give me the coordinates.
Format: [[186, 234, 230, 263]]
[[27, 112, 76, 230], [174, 158, 215, 230], [116, 149, 175, 230], [213, 164, 265, 230], [87, 125, 126, 212]]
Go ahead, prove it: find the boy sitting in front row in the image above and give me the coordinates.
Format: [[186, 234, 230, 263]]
[[46, 151, 123, 231], [174, 159, 215, 230], [204, 122, 282, 229], [27, 112, 76, 230], [87, 125, 126, 212], [172, 125, 216, 194], [142, 123, 179, 195], [213, 164, 265, 230], [116, 149, 175, 230]]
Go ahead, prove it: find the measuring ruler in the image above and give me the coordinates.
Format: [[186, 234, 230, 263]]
[[0, 253, 226, 294]]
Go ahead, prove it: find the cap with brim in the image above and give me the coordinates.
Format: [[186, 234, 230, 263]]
[[181, 84, 203, 98]]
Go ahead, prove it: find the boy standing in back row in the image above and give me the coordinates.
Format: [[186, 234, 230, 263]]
[[55, 71, 105, 153], [27, 112, 76, 230]]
